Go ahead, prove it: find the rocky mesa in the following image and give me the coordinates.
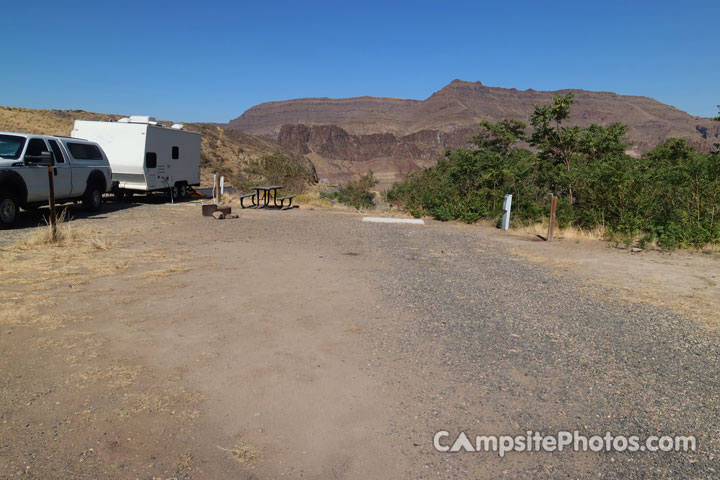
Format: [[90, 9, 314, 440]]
[[228, 80, 719, 183]]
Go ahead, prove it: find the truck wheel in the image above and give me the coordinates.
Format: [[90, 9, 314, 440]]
[[0, 192, 19, 227], [83, 185, 103, 212]]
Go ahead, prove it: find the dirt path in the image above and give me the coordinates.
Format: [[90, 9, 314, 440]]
[[1, 201, 718, 478]]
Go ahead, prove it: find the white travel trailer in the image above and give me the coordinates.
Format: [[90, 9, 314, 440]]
[[71, 116, 201, 200]]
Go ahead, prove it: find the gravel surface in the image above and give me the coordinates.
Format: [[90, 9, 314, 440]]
[[355, 219, 719, 478], [211, 207, 718, 478], [3, 202, 718, 478]]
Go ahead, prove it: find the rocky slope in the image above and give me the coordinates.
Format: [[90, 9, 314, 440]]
[[229, 80, 719, 182]]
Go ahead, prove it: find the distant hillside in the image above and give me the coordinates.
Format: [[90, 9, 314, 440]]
[[228, 80, 719, 182], [0, 106, 316, 187]]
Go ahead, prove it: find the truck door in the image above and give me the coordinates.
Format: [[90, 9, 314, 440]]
[[23, 138, 52, 203], [47, 139, 72, 198]]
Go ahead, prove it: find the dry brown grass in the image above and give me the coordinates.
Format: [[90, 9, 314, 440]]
[[514, 220, 606, 242], [9, 210, 116, 250], [0, 106, 121, 136], [132, 264, 190, 283], [294, 192, 335, 208], [217, 442, 259, 464]]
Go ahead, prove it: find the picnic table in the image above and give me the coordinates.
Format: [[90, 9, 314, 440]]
[[238, 185, 296, 209]]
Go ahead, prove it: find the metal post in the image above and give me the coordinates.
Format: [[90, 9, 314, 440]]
[[47, 165, 57, 241], [547, 194, 557, 242], [502, 194, 512, 230]]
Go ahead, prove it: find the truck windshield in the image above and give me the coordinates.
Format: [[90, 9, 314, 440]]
[[0, 135, 26, 160]]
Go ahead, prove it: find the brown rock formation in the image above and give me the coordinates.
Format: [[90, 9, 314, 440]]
[[229, 80, 720, 182]]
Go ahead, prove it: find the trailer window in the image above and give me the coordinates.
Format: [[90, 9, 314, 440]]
[[48, 140, 66, 163], [172, 146, 179, 159], [0, 134, 26, 160], [67, 142, 103, 160], [145, 152, 157, 168]]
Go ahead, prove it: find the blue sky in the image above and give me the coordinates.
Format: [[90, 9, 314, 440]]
[[3, 1, 718, 122]]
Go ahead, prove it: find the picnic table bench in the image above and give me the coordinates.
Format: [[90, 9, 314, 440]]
[[238, 185, 295, 209], [237, 193, 257, 208], [275, 195, 295, 208]]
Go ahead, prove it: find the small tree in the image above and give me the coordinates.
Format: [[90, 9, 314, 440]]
[[529, 93, 580, 203], [469, 119, 527, 155]]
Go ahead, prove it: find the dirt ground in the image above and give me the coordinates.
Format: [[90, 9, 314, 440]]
[[1, 199, 718, 479]]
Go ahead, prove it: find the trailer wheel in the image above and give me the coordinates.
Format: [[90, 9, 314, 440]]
[[83, 185, 103, 212], [179, 184, 188, 200], [0, 192, 19, 227], [170, 185, 180, 202]]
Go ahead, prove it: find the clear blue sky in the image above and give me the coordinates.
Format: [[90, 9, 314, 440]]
[[3, 0, 718, 122]]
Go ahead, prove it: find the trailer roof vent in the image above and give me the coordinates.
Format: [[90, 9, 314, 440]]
[[128, 116, 157, 124], [171, 124, 184, 130], [118, 117, 131, 123]]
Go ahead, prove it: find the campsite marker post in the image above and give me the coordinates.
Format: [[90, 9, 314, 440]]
[[502, 194, 512, 230], [547, 194, 557, 242]]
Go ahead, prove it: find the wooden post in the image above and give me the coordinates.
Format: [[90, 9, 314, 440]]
[[47, 165, 57, 241], [215, 173, 221, 204], [547, 194, 557, 242]]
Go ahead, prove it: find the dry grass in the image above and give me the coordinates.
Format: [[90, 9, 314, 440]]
[[175, 452, 194, 475], [117, 386, 201, 418], [9, 210, 116, 250], [218, 443, 259, 464], [294, 192, 335, 208], [514, 220, 606, 242], [132, 264, 190, 283], [0, 106, 121, 136]]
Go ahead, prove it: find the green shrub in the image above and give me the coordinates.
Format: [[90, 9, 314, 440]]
[[328, 171, 378, 209], [387, 98, 720, 249], [234, 153, 314, 194]]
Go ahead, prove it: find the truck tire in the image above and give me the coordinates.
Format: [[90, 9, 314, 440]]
[[0, 192, 19, 227], [83, 184, 103, 211]]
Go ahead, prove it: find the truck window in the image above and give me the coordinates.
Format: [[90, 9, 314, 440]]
[[172, 146, 179, 159], [48, 140, 66, 163], [67, 142, 103, 160], [0, 134, 26, 160], [26, 138, 49, 156], [146, 152, 157, 168]]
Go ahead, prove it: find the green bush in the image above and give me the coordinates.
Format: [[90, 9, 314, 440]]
[[387, 97, 720, 249], [328, 171, 378, 209]]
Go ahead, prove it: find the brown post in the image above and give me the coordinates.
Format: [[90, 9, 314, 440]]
[[47, 165, 57, 241], [215, 174, 221, 204], [547, 194, 557, 242]]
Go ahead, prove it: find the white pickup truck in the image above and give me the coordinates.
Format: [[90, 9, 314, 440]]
[[0, 132, 113, 227]]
